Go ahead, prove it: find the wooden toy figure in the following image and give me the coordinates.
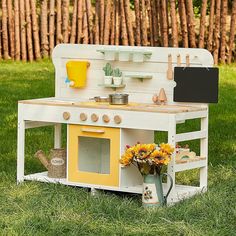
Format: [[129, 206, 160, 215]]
[[158, 88, 167, 105]]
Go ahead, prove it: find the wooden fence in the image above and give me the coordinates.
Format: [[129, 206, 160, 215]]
[[0, 0, 235, 64]]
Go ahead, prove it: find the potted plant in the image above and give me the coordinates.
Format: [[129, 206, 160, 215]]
[[113, 68, 123, 86], [103, 63, 113, 85], [120, 142, 174, 208]]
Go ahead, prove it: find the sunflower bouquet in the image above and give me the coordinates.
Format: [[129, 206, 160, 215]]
[[120, 143, 174, 175]]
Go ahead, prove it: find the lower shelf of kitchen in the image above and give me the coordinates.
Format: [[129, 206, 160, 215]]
[[24, 171, 206, 204]]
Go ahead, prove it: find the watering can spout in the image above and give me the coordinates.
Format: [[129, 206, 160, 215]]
[[34, 150, 50, 170]]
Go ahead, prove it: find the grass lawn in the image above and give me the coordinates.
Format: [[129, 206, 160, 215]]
[[0, 60, 236, 235]]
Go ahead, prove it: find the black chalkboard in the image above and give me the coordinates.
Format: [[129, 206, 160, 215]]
[[174, 67, 219, 103]]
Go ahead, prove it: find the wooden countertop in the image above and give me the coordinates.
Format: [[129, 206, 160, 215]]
[[19, 98, 207, 114]]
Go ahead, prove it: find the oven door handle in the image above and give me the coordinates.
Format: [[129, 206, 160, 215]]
[[81, 128, 105, 134]]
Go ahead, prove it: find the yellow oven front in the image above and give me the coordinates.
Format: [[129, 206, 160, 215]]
[[68, 125, 120, 187]]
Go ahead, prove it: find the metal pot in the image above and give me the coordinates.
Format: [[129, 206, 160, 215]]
[[89, 96, 109, 102], [109, 93, 129, 105]]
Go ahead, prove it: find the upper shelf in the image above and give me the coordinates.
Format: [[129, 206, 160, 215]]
[[97, 48, 152, 62]]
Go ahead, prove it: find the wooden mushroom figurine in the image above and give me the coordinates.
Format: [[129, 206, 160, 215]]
[[158, 88, 167, 105]]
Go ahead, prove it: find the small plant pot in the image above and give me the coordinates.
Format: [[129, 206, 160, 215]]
[[119, 51, 130, 61], [104, 51, 116, 61], [104, 76, 113, 85], [132, 52, 144, 62], [113, 76, 123, 86]]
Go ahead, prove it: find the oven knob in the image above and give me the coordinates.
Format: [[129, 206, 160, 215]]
[[91, 113, 99, 122], [102, 114, 110, 123], [63, 112, 70, 120], [80, 113, 87, 121], [114, 115, 122, 124]]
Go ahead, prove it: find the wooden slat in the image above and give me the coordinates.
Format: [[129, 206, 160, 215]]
[[175, 158, 207, 172], [176, 130, 207, 142]]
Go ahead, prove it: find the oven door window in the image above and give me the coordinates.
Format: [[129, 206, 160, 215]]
[[78, 136, 110, 174]]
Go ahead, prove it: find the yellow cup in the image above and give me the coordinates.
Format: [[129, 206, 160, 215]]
[[66, 61, 89, 88]]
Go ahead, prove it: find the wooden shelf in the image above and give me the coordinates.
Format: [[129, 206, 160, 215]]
[[175, 157, 207, 172], [123, 72, 153, 81], [98, 84, 126, 90]]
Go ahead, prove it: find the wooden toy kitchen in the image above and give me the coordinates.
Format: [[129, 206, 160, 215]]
[[17, 44, 218, 204]]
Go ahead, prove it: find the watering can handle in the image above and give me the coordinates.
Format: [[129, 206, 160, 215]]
[[161, 173, 173, 204]]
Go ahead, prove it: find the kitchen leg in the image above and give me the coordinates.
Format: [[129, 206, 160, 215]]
[[54, 123, 62, 148]]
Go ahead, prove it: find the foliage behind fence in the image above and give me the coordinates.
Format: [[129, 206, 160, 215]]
[[0, 0, 235, 64]]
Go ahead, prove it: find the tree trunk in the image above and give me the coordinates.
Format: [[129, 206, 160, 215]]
[[77, 0, 83, 43], [19, 0, 27, 61], [160, 0, 168, 47], [110, 1, 116, 45], [25, 0, 34, 61], [103, 0, 112, 45], [178, 0, 188, 48], [2, 0, 9, 59], [146, 0, 153, 46], [228, 0, 236, 63], [170, 0, 178, 47], [124, 0, 134, 46], [41, 0, 49, 58], [185, 0, 196, 48], [49, 0, 55, 55], [213, 0, 221, 64], [198, 0, 207, 48], [30, 0, 41, 60], [207, 0, 215, 51], [14, 0, 20, 60], [94, 0, 100, 44], [220, 0, 228, 64], [82, 0, 88, 44], [62, 0, 69, 43], [7, 0, 15, 59], [86, 0, 94, 44], [157, 0, 163, 46], [115, 0, 120, 45], [56, 0, 62, 44], [120, 0, 128, 45], [70, 0, 77, 43], [100, 0, 105, 44], [134, 0, 141, 46], [141, 0, 148, 46]]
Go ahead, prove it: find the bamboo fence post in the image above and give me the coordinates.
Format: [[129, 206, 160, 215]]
[[227, 0, 236, 63], [213, 0, 221, 65], [151, 0, 159, 46], [41, 0, 49, 58], [115, 0, 120, 45], [178, 0, 188, 48], [103, 0, 112, 45], [70, 0, 78, 44], [198, 0, 207, 48], [86, 0, 94, 44], [110, 1, 116, 45], [100, 0, 105, 44], [146, 0, 153, 46], [82, 0, 88, 44], [124, 0, 134, 46], [160, 0, 168, 47], [141, 0, 148, 46], [62, 0, 69, 43], [94, 0, 100, 44], [2, 0, 9, 59], [19, 0, 27, 61], [185, 0, 196, 48], [7, 0, 15, 60], [220, 0, 228, 64], [30, 0, 41, 60], [120, 0, 129, 45], [56, 0, 62, 44], [25, 0, 34, 61], [77, 0, 83, 43], [49, 0, 55, 55], [170, 0, 178, 47], [134, 0, 141, 46], [207, 0, 215, 51], [14, 0, 20, 60]]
